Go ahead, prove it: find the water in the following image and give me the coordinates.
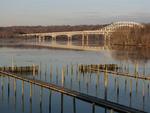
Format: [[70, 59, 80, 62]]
[[0, 47, 150, 113]]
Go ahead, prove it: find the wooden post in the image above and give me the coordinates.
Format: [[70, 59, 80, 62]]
[[127, 63, 129, 73], [14, 78, 16, 96], [22, 81, 25, 112], [14, 78, 17, 110], [40, 87, 43, 113], [7, 76, 10, 103], [32, 64, 35, 76], [71, 64, 73, 75], [70, 64, 74, 89], [1, 75, 4, 102], [61, 93, 64, 113], [143, 63, 146, 76], [92, 103, 95, 113], [110, 109, 114, 113], [134, 62, 138, 77], [45, 64, 47, 82], [96, 71, 99, 96], [50, 64, 53, 82], [49, 90, 52, 113], [129, 78, 132, 107], [30, 88, 32, 113], [73, 97, 76, 113], [148, 83, 149, 96], [116, 77, 119, 103], [39, 62, 42, 80], [86, 75, 89, 94], [77, 65, 81, 91], [125, 77, 127, 93], [142, 80, 145, 110], [135, 78, 138, 95], [61, 67, 65, 86], [66, 64, 69, 76], [75, 64, 78, 81], [129, 79, 132, 97], [7, 76, 10, 104], [11, 56, 14, 72], [104, 67, 108, 100], [56, 66, 58, 84], [30, 83, 32, 102]]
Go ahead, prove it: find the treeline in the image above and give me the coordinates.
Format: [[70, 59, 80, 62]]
[[1, 24, 150, 46], [0, 25, 106, 38], [110, 24, 150, 46]]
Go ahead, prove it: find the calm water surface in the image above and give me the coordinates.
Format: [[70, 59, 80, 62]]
[[0, 47, 150, 113]]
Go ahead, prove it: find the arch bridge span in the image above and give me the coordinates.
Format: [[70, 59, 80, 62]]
[[19, 21, 144, 50]]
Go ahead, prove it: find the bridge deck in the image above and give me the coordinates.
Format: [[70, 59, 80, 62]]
[[19, 21, 144, 37], [0, 71, 145, 113]]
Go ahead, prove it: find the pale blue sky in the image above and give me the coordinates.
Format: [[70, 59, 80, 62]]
[[0, 0, 149, 26]]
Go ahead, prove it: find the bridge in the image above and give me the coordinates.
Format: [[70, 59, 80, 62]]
[[19, 21, 144, 51]]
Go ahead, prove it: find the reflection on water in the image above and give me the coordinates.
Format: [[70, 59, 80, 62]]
[[0, 47, 150, 113], [111, 46, 150, 63], [0, 75, 114, 113], [0, 36, 104, 48]]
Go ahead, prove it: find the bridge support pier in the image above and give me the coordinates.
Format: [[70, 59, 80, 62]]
[[104, 35, 110, 49], [67, 35, 72, 46], [104, 36, 107, 48], [38, 36, 46, 43], [52, 35, 56, 45], [86, 35, 89, 46], [35, 36, 38, 44], [24, 35, 27, 43], [42, 36, 45, 43], [82, 34, 89, 47], [82, 34, 85, 46], [38, 36, 42, 43]]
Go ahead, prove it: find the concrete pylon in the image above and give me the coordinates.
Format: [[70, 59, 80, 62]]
[[38, 36, 42, 43], [86, 34, 89, 46], [42, 36, 45, 43], [67, 34, 72, 46], [82, 34, 85, 46], [51, 34, 56, 45]]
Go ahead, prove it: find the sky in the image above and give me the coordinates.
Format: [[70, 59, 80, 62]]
[[0, 0, 149, 26]]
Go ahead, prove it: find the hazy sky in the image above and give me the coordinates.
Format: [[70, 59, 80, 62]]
[[0, 0, 149, 26]]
